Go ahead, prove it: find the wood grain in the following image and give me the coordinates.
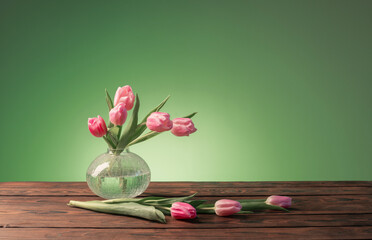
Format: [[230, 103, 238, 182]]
[[0, 195, 371, 228], [1, 182, 371, 196], [0, 181, 371, 239], [1, 227, 372, 240]]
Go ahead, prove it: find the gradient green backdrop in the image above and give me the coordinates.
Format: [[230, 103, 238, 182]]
[[1, 0, 371, 181]]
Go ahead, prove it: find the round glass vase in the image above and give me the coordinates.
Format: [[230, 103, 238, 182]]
[[86, 148, 151, 199]]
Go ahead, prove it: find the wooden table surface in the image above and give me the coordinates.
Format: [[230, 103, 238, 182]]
[[0, 181, 371, 239]]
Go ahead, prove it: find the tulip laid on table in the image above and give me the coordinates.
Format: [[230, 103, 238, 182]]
[[170, 202, 197, 219], [68, 193, 293, 223], [266, 195, 292, 208], [214, 199, 242, 216], [87, 85, 197, 155], [195, 196, 291, 215]]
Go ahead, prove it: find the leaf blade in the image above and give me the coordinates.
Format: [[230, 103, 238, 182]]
[[140, 95, 170, 124], [130, 95, 171, 142], [68, 201, 166, 223], [183, 112, 197, 119], [116, 94, 140, 150], [105, 89, 114, 111]]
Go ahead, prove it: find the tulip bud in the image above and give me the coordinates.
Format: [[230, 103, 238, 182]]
[[265, 195, 292, 208], [109, 103, 128, 126], [114, 85, 135, 110], [170, 202, 197, 219], [171, 118, 197, 137], [146, 112, 173, 132], [88, 115, 107, 137], [214, 199, 242, 216]]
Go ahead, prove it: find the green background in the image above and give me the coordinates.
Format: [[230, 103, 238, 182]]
[[1, 0, 371, 182]]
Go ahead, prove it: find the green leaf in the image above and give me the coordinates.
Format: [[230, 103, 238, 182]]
[[140, 95, 170, 124], [185, 200, 206, 208], [196, 207, 215, 214], [127, 131, 160, 147], [102, 136, 115, 150], [107, 132, 118, 145], [107, 126, 120, 143], [196, 203, 214, 209], [109, 126, 120, 136], [183, 112, 197, 119], [156, 207, 171, 216], [130, 95, 170, 142], [105, 89, 114, 111], [102, 196, 168, 204], [68, 201, 166, 223], [137, 196, 167, 202], [127, 112, 198, 147], [140, 193, 197, 206], [237, 211, 254, 214], [116, 94, 140, 151], [105, 89, 115, 129]]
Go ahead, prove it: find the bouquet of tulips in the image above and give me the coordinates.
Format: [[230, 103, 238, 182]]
[[68, 194, 292, 223], [72, 84, 293, 223], [87, 85, 197, 155]]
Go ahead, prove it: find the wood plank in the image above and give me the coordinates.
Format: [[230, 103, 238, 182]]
[[153, 181, 372, 188], [0, 182, 371, 196], [143, 186, 372, 197], [1, 227, 372, 239], [2, 181, 371, 190], [0, 196, 371, 228]]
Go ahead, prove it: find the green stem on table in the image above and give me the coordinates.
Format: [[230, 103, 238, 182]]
[[155, 205, 171, 216], [156, 206, 171, 211], [196, 206, 215, 214], [238, 201, 289, 212]]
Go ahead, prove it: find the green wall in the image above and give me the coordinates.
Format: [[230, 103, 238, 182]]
[[1, 0, 371, 181]]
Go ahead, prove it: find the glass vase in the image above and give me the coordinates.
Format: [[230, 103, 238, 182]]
[[86, 148, 151, 199]]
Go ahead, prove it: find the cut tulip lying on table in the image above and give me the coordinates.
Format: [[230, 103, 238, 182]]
[[68, 193, 292, 223]]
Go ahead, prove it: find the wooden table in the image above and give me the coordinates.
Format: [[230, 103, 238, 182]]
[[0, 181, 371, 239]]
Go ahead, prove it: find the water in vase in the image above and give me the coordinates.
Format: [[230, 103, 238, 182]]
[[87, 172, 151, 199], [86, 150, 151, 199]]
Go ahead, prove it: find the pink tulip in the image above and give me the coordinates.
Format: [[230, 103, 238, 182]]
[[171, 118, 197, 136], [170, 202, 197, 219], [88, 115, 107, 137], [146, 112, 173, 132], [214, 199, 242, 216], [109, 103, 128, 126], [113, 85, 135, 110], [265, 195, 292, 208]]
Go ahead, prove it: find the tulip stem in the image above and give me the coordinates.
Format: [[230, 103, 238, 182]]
[[103, 136, 116, 150], [117, 125, 122, 140], [137, 122, 146, 128], [156, 206, 171, 211]]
